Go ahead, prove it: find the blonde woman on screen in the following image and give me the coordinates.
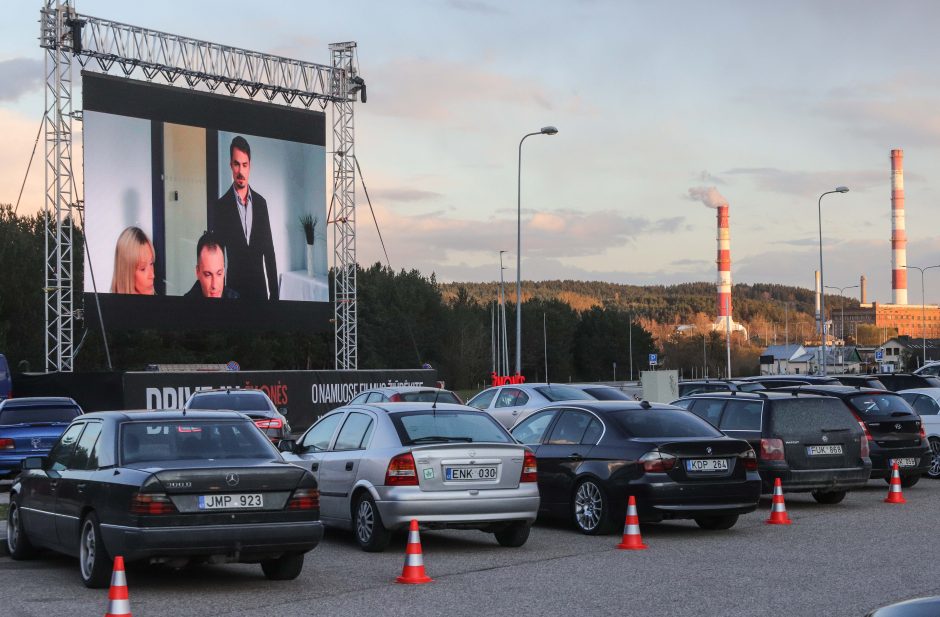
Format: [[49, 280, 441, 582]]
[[110, 226, 155, 295]]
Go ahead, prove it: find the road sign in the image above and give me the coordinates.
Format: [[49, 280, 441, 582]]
[[875, 349, 884, 361], [648, 353, 658, 366]]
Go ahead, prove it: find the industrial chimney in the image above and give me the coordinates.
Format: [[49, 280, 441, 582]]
[[860, 275, 867, 304], [891, 149, 908, 305], [716, 202, 732, 325]]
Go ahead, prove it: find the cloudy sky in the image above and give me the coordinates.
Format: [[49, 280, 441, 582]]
[[3, 1, 940, 304]]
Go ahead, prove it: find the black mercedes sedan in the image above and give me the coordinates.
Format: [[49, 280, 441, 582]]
[[6, 410, 323, 588], [510, 401, 761, 534]]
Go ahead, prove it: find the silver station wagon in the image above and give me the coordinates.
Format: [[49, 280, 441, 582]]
[[280, 403, 539, 552]]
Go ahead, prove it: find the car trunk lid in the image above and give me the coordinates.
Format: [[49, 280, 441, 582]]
[[655, 438, 751, 481], [410, 443, 526, 491], [1, 424, 70, 453], [770, 398, 863, 469]]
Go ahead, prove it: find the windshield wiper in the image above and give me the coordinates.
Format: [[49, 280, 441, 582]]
[[409, 436, 473, 444]]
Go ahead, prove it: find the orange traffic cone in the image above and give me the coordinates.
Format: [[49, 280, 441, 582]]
[[616, 496, 648, 550], [884, 462, 907, 504], [765, 478, 792, 525], [396, 519, 433, 584], [104, 556, 132, 617]]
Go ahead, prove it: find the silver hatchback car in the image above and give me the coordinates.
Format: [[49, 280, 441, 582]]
[[281, 403, 539, 552]]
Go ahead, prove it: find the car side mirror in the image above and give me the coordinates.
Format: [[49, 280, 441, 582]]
[[278, 407, 288, 416], [22, 456, 45, 470], [277, 439, 297, 453]]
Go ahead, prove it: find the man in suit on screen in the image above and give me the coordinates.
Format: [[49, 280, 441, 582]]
[[212, 135, 278, 300]]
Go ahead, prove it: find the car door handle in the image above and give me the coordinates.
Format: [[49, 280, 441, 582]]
[[345, 461, 354, 471], [310, 463, 319, 471], [77, 483, 87, 492]]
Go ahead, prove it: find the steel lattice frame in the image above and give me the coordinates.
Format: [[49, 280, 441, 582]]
[[39, 1, 360, 370], [41, 2, 75, 372], [330, 42, 357, 370]]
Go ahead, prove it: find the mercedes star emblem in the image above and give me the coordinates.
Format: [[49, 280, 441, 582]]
[[225, 472, 240, 487]]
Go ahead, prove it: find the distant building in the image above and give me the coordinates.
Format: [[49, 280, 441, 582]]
[[760, 344, 862, 375], [837, 302, 940, 341], [874, 336, 940, 372]]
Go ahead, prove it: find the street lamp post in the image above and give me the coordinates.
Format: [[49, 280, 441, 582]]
[[817, 186, 850, 375], [904, 264, 940, 366], [825, 284, 858, 371], [824, 284, 859, 342], [516, 126, 558, 376]]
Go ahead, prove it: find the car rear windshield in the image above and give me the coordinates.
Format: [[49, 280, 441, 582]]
[[0, 405, 81, 425], [613, 408, 724, 438], [396, 391, 462, 404], [535, 385, 589, 401], [770, 398, 858, 432], [848, 393, 914, 417], [391, 410, 512, 445], [737, 383, 766, 392], [187, 392, 272, 412], [121, 420, 278, 464], [582, 387, 633, 401]]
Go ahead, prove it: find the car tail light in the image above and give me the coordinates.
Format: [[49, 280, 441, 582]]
[[130, 492, 178, 515], [740, 448, 758, 471], [286, 488, 320, 510], [385, 452, 418, 486], [520, 450, 538, 482], [760, 438, 785, 461], [847, 410, 874, 442], [860, 434, 870, 458], [389, 393, 402, 402], [918, 421, 926, 441], [639, 450, 677, 473], [0, 438, 14, 450], [254, 418, 284, 430]]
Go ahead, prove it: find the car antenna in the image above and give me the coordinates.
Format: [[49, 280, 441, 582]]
[[432, 387, 440, 416]]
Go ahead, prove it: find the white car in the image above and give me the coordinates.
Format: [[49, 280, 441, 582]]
[[467, 383, 593, 429], [898, 387, 940, 479]]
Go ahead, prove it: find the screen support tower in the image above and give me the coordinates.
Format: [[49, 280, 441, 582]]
[[39, 1, 361, 371]]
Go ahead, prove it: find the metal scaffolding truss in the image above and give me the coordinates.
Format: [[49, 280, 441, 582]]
[[39, 0, 360, 370]]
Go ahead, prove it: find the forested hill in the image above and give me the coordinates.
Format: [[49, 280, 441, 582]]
[[439, 280, 859, 325]]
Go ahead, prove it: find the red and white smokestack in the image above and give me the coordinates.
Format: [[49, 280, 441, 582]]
[[891, 149, 908, 305], [716, 203, 732, 321]]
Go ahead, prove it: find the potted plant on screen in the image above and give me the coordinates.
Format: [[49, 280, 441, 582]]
[[299, 214, 318, 277]]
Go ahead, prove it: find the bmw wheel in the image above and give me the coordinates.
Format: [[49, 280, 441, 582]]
[[79, 512, 112, 589], [6, 500, 37, 560], [928, 438, 940, 479], [572, 479, 612, 535], [354, 493, 391, 553]]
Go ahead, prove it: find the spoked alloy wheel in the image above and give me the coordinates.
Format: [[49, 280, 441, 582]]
[[573, 480, 610, 535], [7, 502, 36, 559], [354, 493, 391, 552], [79, 514, 112, 589], [929, 438, 940, 479]]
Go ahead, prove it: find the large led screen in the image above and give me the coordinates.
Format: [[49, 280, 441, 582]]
[[82, 73, 330, 331]]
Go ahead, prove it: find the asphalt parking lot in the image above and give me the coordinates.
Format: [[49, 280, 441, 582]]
[[2, 479, 938, 617]]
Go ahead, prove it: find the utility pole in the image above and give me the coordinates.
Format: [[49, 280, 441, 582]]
[[628, 313, 634, 382]]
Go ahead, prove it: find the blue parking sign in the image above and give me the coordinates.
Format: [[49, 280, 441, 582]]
[[648, 353, 658, 365], [875, 349, 884, 361]]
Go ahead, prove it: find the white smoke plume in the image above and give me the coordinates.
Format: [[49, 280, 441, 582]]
[[688, 186, 728, 209]]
